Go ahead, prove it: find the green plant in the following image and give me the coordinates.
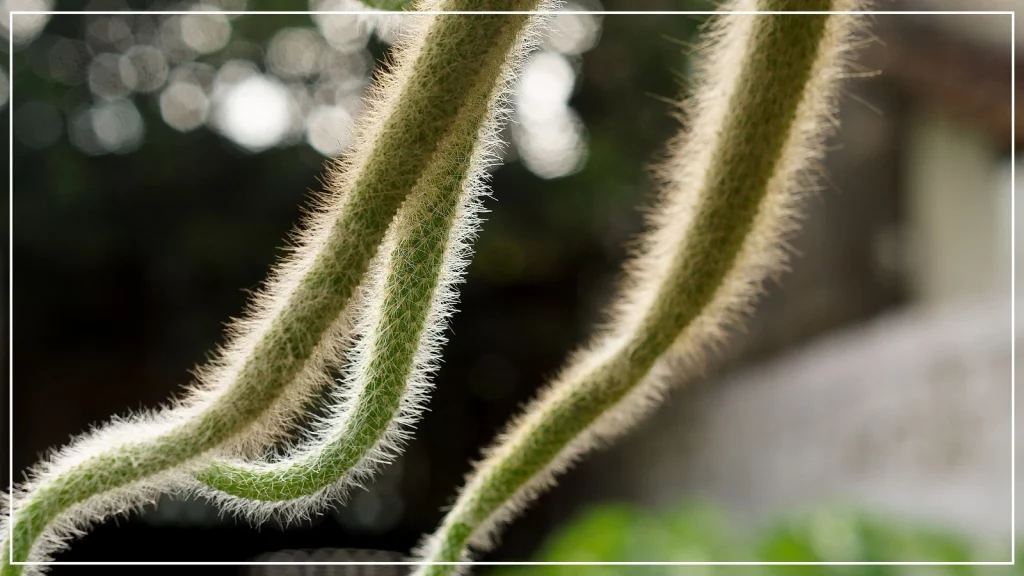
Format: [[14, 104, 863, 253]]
[[3, 1, 866, 574], [499, 501, 1016, 574], [413, 1, 861, 572], [2, 1, 544, 572]]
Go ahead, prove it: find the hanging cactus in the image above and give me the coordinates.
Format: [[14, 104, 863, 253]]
[[414, 1, 864, 572], [3, 1, 869, 574], [2, 2, 546, 573]]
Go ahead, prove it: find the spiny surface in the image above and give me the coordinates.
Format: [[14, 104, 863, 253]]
[[414, 1, 866, 573], [193, 2, 545, 522], [2, 2, 542, 573]]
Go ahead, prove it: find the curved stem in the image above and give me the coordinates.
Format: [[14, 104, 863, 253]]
[[414, 1, 860, 572], [3, 2, 540, 572], [193, 5, 542, 517]]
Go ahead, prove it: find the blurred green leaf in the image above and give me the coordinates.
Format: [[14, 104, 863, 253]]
[[510, 501, 1014, 576]]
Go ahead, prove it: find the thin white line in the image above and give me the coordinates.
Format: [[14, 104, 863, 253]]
[[16, 562, 1020, 566], [7, 7, 13, 568], [4, 10, 1018, 15], [1011, 8, 1017, 566], [6, 6, 1015, 565]]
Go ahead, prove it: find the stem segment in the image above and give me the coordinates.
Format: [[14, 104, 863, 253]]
[[3, 2, 542, 572], [193, 5, 540, 514], [415, 2, 857, 572]]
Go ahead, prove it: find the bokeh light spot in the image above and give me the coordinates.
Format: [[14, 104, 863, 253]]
[[88, 53, 136, 99], [86, 15, 133, 52], [70, 99, 145, 155], [542, 2, 603, 56], [126, 45, 169, 93], [91, 99, 145, 153], [3, 0, 54, 47], [180, 8, 231, 55], [213, 74, 296, 152], [517, 51, 576, 115], [311, 0, 372, 54], [513, 51, 587, 179], [158, 16, 197, 63], [514, 108, 587, 179], [169, 61, 216, 93], [160, 81, 209, 132], [305, 105, 353, 157], [267, 28, 323, 80]]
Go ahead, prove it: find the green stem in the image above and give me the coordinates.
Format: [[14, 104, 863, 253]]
[[415, 2, 852, 572], [3, 2, 540, 572], [193, 4, 540, 513]]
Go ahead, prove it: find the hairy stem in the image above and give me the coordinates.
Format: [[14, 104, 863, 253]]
[[414, 1, 861, 572], [193, 5, 542, 518], [3, 2, 541, 572]]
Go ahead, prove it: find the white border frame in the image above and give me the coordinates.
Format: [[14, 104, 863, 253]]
[[6, 5, 1015, 569]]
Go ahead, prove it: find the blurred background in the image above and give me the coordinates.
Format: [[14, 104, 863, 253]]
[[2, 0, 1019, 573]]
